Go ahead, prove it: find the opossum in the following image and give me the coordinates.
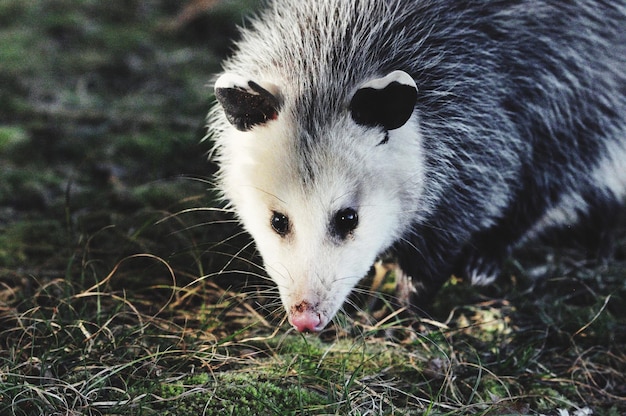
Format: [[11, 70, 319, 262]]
[[208, 0, 626, 332]]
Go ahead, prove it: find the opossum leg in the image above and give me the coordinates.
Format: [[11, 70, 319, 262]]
[[579, 194, 623, 262], [544, 192, 624, 263], [394, 267, 447, 315], [392, 234, 456, 313], [457, 243, 509, 286], [457, 191, 623, 284], [583, 202, 626, 264]]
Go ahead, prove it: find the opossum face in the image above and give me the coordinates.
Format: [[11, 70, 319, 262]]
[[214, 71, 423, 332]]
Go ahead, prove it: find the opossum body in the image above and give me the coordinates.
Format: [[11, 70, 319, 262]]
[[209, 0, 626, 332]]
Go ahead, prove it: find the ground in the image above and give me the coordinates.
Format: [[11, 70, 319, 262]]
[[1, 1, 625, 415]]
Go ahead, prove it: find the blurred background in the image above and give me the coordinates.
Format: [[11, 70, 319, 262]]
[[0, 0, 260, 285]]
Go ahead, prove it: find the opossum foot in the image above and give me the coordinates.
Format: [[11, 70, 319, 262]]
[[394, 266, 421, 308], [394, 266, 445, 314], [462, 252, 502, 286]]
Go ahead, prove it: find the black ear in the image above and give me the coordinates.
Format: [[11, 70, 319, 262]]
[[215, 74, 281, 131], [349, 70, 417, 131]]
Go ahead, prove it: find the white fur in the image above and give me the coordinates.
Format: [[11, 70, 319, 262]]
[[531, 192, 586, 235], [214, 73, 250, 91], [593, 138, 626, 201], [215, 73, 282, 98], [360, 70, 417, 91]]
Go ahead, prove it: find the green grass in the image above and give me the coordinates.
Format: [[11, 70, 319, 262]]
[[1, 1, 625, 415], [2, 231, 624, 414]]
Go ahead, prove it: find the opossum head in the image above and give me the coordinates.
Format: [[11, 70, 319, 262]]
[[213, 71, 424, 332]]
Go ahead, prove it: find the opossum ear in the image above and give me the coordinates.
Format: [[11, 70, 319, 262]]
[[214, 74, 281, 131], [350, 70, 417, 131]]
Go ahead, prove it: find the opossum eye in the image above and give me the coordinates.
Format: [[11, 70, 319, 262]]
[[271, 211, 290, 236], [332, 208, 358, 239]]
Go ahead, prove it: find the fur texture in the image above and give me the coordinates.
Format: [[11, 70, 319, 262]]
[[208, 0, 626, 331]]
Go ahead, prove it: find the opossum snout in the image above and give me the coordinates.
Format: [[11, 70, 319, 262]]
[[289, 301, 324, 332]]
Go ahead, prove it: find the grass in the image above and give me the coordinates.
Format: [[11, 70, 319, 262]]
[[2, 226, 625, 414], [1, 1, 625, 415]]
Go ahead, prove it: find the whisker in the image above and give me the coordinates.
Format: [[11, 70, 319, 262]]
[[156, 206, 236, 225]]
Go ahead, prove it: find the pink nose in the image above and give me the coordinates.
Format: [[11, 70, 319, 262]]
[[289, 302, 323, 332]]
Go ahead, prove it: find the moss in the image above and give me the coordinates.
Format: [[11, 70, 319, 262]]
[[0, 219, 67, 268], [156, 372, 329, 416], [0, 125, 28, 151]]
